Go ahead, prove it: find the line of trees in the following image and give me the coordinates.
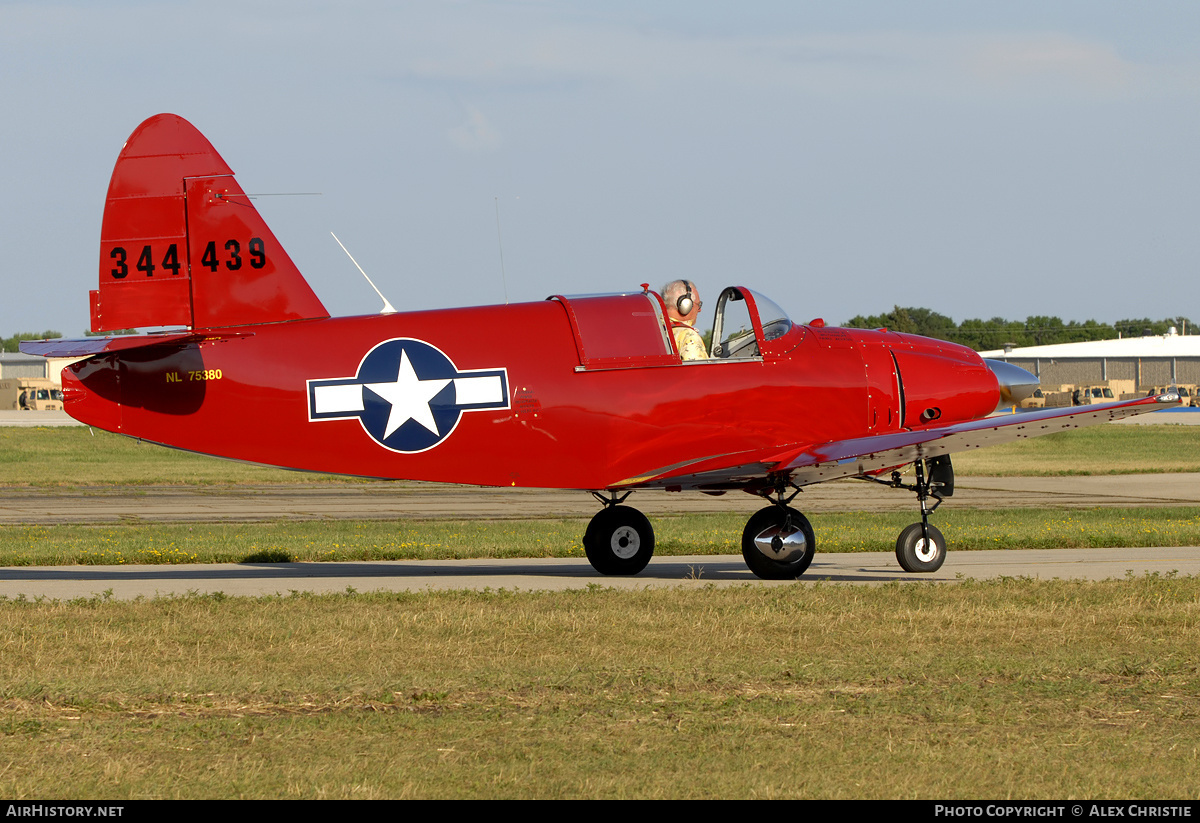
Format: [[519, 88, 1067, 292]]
[[842, 308, 1195, 352], [2, 331, 62, 353]]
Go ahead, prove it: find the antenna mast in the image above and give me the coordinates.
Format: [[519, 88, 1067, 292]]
[[331, 232, 396, 314], [495, 197, 510, 305]]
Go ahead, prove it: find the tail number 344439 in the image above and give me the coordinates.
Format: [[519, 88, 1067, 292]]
[[108, 239, 268, 278]]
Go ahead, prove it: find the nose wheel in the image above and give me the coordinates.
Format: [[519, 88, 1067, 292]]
[[895, 522, 946, 573]]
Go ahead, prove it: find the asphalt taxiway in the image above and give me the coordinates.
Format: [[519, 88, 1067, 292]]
[[3, 548, 1200, 601], [2, 473, 1199, 525]]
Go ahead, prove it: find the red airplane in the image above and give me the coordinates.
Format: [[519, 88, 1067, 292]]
[[23, 114, 1174, 579]]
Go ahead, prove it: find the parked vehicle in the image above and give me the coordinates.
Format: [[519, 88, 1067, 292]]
[[0, 378, 64, 411], [1019, 388, 1046, 409], [1077, 385, 1116, 405]]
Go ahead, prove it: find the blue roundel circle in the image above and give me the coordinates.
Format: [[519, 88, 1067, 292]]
[[357, 339, 462, 453]]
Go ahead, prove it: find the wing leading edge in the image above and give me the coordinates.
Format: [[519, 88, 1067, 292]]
[[615, 394, 1176, 491]]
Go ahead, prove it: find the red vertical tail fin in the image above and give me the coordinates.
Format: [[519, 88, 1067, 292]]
[[91, 113, 329, 332]]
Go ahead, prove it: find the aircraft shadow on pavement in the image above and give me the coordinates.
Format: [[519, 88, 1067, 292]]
[[0, 558, 918, 585]]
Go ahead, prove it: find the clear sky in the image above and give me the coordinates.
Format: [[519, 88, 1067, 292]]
[[2, 1, 1197, 336]]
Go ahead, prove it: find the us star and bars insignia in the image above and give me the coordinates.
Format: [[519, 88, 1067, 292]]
[[307, 338, 509, 453]]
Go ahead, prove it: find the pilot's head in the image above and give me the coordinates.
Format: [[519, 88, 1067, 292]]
[[663, 279, 700, 324]]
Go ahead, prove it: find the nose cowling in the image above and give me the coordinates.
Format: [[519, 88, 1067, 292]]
[[984, 359, 1039, 409]]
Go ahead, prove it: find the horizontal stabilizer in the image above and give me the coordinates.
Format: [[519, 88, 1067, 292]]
[[20, 330, 251, 358]]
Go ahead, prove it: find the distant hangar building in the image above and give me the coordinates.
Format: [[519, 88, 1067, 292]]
[[0, 352, 53, 380], [0, 352, 82, 385], [980, 328, 1200, 391]]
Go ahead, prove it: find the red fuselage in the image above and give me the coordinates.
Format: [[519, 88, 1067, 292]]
[[62, 292, 999, 491]]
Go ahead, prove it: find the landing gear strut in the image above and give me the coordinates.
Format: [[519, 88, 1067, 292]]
[[583, 491, 655, 575], [866, 456, 951, 573], [741, 483, 816, 580]]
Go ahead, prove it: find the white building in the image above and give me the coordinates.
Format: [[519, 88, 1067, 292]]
[[0, 352, 83, 386], [981, 328, 1200, 389]]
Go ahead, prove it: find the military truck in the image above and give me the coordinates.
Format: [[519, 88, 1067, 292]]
[[1019, 388, 1047, 409], [1059, 380, 1136, 407], [0, 378, 64, 411], [1076, 385, 1117, 405]]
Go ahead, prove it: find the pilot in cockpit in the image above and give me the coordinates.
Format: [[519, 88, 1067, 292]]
[[663, 279, 708, 361]]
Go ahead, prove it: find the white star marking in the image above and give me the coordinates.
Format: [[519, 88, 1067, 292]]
[[363, 351, 451, 438]]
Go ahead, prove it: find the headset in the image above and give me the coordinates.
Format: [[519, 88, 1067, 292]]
[[675, 280, 694, 318]]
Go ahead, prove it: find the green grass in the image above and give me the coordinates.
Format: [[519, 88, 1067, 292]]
[[0, 427, 349, 486], [3, 508, 1198, 566], [1, 424, 1197, 486], [3, 428, 1198, 799], [952, 424, 1200, 475], [1, 579, 1198, 799]]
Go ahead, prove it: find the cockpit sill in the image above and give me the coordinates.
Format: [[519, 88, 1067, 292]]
[[553, 286, 800, 371]]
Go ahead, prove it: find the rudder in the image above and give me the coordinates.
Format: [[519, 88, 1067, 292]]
[[91, 113, 329, 332]]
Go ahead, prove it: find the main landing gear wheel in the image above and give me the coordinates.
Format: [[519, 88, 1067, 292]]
[[895, 523, 946, 573], [741, 505, 816, 580], [583, 505, 655, 575]]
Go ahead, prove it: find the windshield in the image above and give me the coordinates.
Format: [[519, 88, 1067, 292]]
[[709, 287, 797, 359], [744, 289, 793, 341]]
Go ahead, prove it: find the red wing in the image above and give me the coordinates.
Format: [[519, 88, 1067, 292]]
[[613, 395, 1172, 491]]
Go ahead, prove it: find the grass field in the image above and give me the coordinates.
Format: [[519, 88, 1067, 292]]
[[2, 578, 1197, 799], [2, 426, 1197, 799], [0, 427, 350, 486], [952, 424, 1200, 476], [2, 424, 1198, 486]]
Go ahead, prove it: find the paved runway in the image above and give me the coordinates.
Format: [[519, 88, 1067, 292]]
[[3, 473, 1200, 525], [3, 547, 1199, 600], [0, 410, 80, 427]]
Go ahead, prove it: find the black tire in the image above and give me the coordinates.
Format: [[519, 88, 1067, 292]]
[[741, 505, 816, 580], [583, 505, 655, 575], [895, 522, 946, 573]]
